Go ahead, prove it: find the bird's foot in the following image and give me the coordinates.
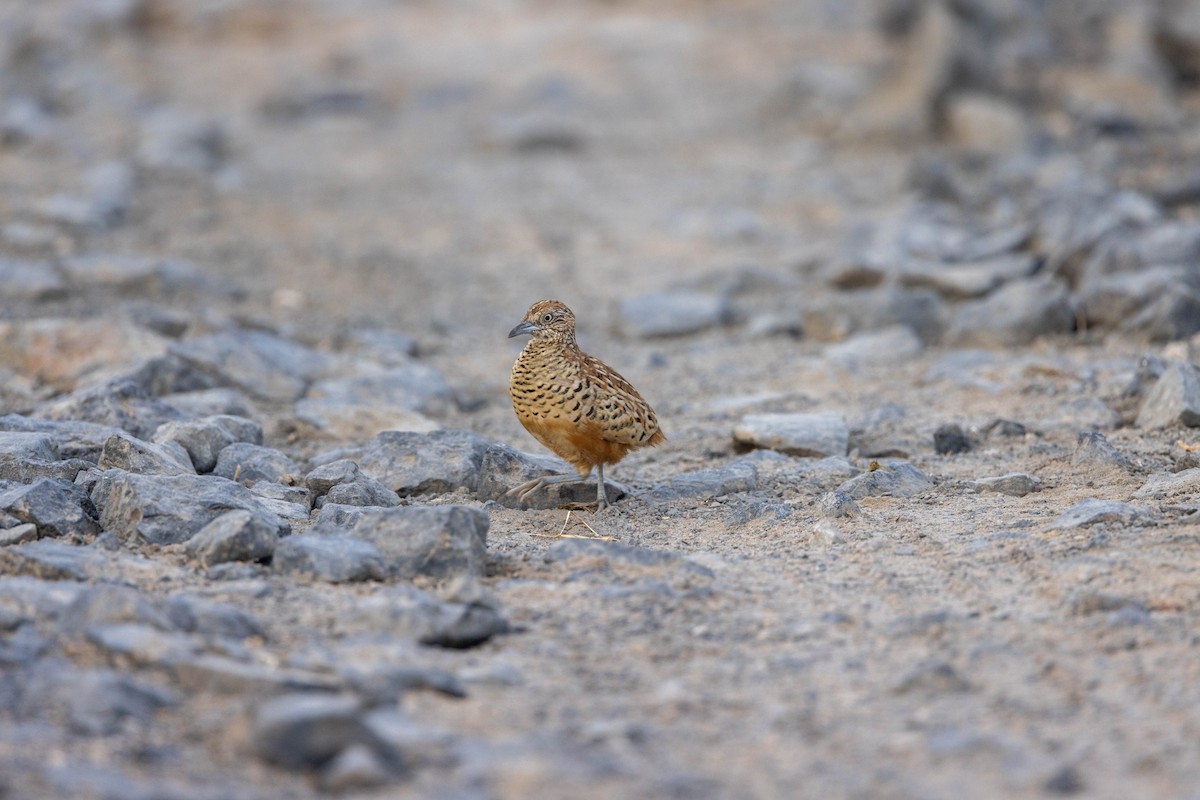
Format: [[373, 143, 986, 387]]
[[527, 510, 617, 541], [506, 473, 579, 504]]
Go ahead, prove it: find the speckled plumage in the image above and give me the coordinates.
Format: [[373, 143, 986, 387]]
[[507, 299, 664, 508]]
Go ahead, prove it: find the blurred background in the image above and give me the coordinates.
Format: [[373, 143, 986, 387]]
[[1, 0, 1199, 365]]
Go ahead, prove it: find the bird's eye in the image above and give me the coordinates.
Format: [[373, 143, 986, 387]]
[[542, 313, 553, 323]]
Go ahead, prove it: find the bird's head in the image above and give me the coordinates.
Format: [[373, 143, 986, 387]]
[[508, 299, 577, 344]]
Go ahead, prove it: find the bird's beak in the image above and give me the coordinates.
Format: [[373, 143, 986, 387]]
[[508, 320, 539, 338]]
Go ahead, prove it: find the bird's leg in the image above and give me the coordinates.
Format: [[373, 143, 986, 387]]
[[507, 472, 581, 504], [596, 463, 608, 511]]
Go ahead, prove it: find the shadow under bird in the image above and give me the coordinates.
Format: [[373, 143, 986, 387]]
[[507, 299, 665, 509]]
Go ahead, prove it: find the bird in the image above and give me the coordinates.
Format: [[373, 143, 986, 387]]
[[507, 299, 665, 510]]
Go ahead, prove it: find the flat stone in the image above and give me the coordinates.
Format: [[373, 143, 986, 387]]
[[253, 692, 390, 770], [312, 504, 487, 580], [250, 482, 313, 508], [618, 291, 734, 338], [0, 415, 124, 462], [825, 325, 922, 370], [0, 432, 89, 484], [0, 523, 38, 546], [185, 509, 280, 566], [1071, 431, 1132, 471], [969, 473, 1040, 497], [648, 459, 757, 501], [173, 655, 340, 695], [272, 535, 385, 583], [0, 477, 101, 538], [213, 442, 300, 485], [333, 584, 509, 648], [91, 471, 290, 546], [165, 595, 264, 640], [897, 254, 1036, 300], [97, 432, 195, 476], [1137, 362, 1200, 429], [475, 443, 609, 509], [945, 276, 1075, 347], [1050, 498, 1144, 530], [837, 461, 933, 499], [323, 477, 401, 508], [733, 412, 849, 457], [0, 540, 166, 582], [85, 623, 200, 666], [0, 258, 67, 302], [1132, 469, 1200, 499], [305, 459, 362, 495]]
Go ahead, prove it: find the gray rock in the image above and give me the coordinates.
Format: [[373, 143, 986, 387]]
[[0, 415, 126, 462], [334, 584, 509, 648], [213, 443, 300, 485], [1079, 265, 1200, 337], [343, 665, 467, 704], [253, 692, 391, 770], [1136, 362, 1200, 429], [357, 429, 489, 496], [825, 325, 922, 369], [804, 285, 945, 345], [84, 623, 200, 666], [172, 654, 340, 695], [299, 362, 454, 422], [69, 669, 178, 735], [892, 660, 972, 695], [91, 471, 289, 546], [185, 510, 280, 566], [98, 432, 195, 476], [153, 415, 262, 473], [818, 490, 860, 519], [165, 595, 264, 640], [648, 459, 757, 501], [1132, 469, 1200, 500], [159, 388, 256, 420], [319, 743, 395, 792], [1051, 499, 1144, 530], [58, 584, 175, 635], [898, 253, 1037, 300], [969, 473, 1041, 497], [324, 478, 401, 508], [0, 576, 86, 620], [313, 505, 487, 580], [38, 161, 136, 231], [250, 482, 313, 508], [933, 423, 971, 455], [273, 535, 385, 583], [0, 540, 165, 583], [0, 259, 67, 302], [23, 665, 178, 736], [59, 254, 166, 294], [1071, 431, 1132, 471], [0, 477, 100, 539], [618, 291, 734, 338], [837, 461, 933, 499], [0, 431, 90, 483], [733, 412, 849, 457], [169, 331, 336, 403], [0, 523, 38, 547], [945, 276, 1075, 347], [35, 378, 185, 440], [475, 443, 606, 509], [1045, 397, 1120, 431], [305, 459, 362, 495]]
